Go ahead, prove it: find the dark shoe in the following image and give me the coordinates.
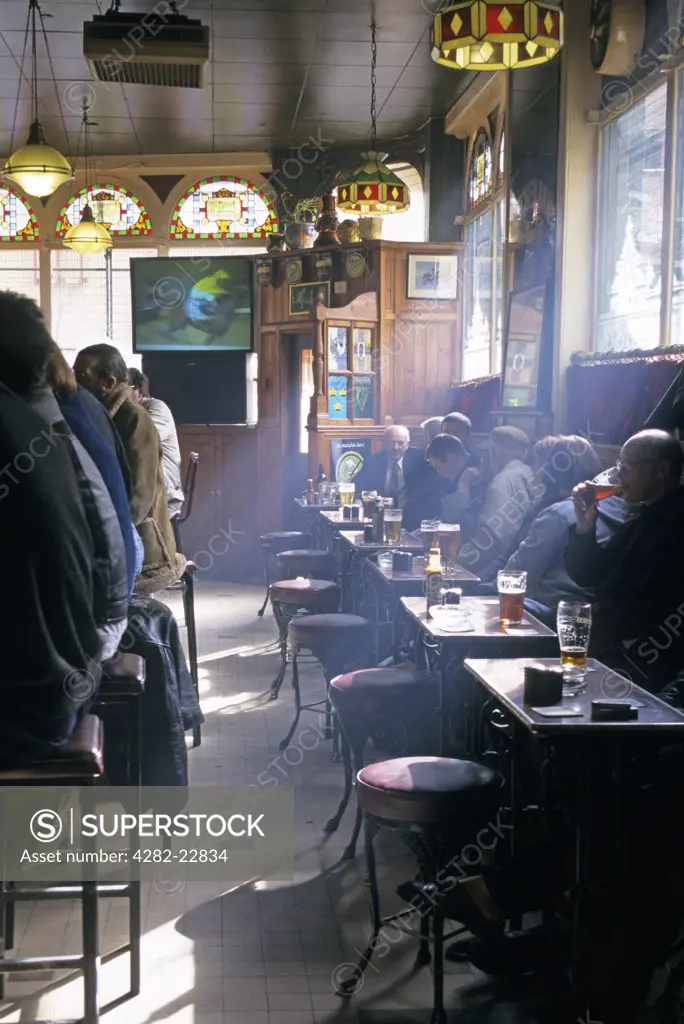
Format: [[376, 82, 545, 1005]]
[[469, 926, 564, 976], [396, 879, 503, 942]]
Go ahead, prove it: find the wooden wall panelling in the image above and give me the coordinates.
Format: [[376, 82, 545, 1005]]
[[177, 428, 218, 567], [215, 429, 260, 577]]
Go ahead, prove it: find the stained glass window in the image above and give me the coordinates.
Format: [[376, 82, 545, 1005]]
[[0, 185, 39, 242], [170, 176, 278, 240], [55, 184, 152, 238], [468, 130, 493, 209]]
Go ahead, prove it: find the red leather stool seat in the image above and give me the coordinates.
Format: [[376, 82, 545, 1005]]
[[289, 613, 373, 652], [260, 531, 311, 552], [270, 578, 339, 609], [99, 652, 146, 698], [357, 756, 502, 825], [277, 549, 336, 579]]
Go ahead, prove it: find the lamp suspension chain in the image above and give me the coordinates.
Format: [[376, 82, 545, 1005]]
[[370, 21, 377, 150]]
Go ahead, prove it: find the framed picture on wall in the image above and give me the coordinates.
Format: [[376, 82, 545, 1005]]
[[407, 254, 458, 300], [501, 284, 546, 409], [289, 281, 331, 316]]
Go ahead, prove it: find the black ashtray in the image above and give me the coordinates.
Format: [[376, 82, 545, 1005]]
[[442, 588, 462, 606], [393, 552, 412, 571], [342, 505, 353, 520], [523, 664, 563, 706], [350, 504, 361, 520], [363, 524, 374, 542]]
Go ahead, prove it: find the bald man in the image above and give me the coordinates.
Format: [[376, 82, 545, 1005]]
[[567, 429, 684, 689], [353, 425, 429, 521]]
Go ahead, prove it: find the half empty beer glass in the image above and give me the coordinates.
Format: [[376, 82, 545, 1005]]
[[438, 523, 461, 572], [383, 508, 403, 544], [497, 570, 527, 625], [557, 601, 592, 694], [420, 519, 440, 554], [338, 482, 355, 506]]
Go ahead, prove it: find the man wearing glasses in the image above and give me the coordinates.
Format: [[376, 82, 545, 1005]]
[[568, 429, 684, 690]]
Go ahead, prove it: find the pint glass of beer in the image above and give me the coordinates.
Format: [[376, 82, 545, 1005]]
[[590, 483, 623, 502], [420, 519, 440, 554], [439, 523, 461, 571], [557, 601, 592, 694], [338, 482, 355, 506], [383, 508, 403, 544], [497, 570, 527, 625], [361, 490, 378, 518]]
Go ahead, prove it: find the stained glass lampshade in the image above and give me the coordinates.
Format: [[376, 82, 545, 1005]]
[[3, 121, 73, 198], [431, 1, 563, 71], [337, 153, 410, 216], [63, 204, 112, 255]]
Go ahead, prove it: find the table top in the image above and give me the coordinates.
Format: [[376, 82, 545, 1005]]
[[295, 498, 340, 510], [369, 558, 481, 595], [400, 595, 556, 642], [464, 657, 684, 735], [320, 510, 370, 529], [340, 529, 424, 554]]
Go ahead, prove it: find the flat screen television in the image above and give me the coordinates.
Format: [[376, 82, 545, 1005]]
[[130, 256, 252, 352]]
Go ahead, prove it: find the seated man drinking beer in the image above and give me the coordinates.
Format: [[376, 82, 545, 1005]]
[[567, 429, 684, 691]]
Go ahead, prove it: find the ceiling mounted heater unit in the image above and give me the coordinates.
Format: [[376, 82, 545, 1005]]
[[83, 6, 210, 88]]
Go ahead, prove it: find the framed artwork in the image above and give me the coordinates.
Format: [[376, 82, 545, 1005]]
[[407, 254, 458, 300], [502, 284, 546, 409], [352, 375, 374, 419], [328, 325, 349, 372], [351, 327, 373, 372], [328, 375, 348, 418], [289, 280, 330, 316]]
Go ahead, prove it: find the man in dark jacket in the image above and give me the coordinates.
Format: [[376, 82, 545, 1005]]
[[568, 429, 684, 689], [0, 381, 102, 767]]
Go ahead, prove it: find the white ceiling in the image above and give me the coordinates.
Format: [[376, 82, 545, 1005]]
[[0, 0, 471, 157]]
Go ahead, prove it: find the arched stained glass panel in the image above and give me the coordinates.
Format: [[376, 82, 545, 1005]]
[[467, 130, 493, 209], [55, 183, 152, 238], [0, 185, 39, 242], [170, 176, 278, 240]]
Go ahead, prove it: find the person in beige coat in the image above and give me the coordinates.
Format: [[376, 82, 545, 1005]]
[[74, 344, 186, 596]]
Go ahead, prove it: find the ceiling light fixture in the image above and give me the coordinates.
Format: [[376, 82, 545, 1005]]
[[2, 0, 73, 197], [336, 22, 409, 216], [63, 103, 112, 256], [431, 1, 563, 71]]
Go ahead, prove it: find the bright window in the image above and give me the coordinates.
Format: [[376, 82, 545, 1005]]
[[671, 73, 684, 345], [0, 249, 40, 300], [170, 177, 278, 240], [51, 248, 158, 366], [596, 83, 667, 352], [463, 209, 494, 381]]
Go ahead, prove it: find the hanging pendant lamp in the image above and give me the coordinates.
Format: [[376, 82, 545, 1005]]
[[431, 1, 563, 71], [337, 23, 409, 216], [64, 104, 112, 256], [2, 0, 73, 198]]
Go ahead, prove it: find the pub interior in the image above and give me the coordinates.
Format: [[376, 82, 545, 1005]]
[[3, 1, 684, 1022]]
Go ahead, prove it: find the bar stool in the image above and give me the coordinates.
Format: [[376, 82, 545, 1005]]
[[258, 531, 312, 617], [279, 613, 373, 752], [0, 715, 105, 1024], [268, 578, 340, 701], [325, 667, 440, 859], [276, 549, 336, 582], [337, 756, 503, 1023]]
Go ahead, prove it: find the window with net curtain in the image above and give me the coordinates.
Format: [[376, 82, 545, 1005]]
[[596, 83, 666, 352]]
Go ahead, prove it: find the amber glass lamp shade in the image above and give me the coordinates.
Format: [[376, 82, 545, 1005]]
[[63, 203, 112, 256], [3, 121, 74, 198], [337, 152, 410, 216], [431, 1, 563, 70]]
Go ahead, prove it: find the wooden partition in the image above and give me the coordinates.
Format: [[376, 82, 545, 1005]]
[[177, 239, 463, 579]]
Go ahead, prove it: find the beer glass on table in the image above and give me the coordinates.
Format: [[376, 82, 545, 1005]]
[[420, 519, 440, 554], [383, 508, 403, 544], [439, 523, 461, 572], [497, 570, 527, 626], [557, 601, 592, 694], [339, 482, 355, 507]]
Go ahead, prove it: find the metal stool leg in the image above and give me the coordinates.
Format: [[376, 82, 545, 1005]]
[[82, 880, 100, 1024], [182, 571, 201, 748], [257, 553, 271, 617], [340, 815, 381, 994], [431, 908, 447, 1024], [324, 729, 354, 835], [279, 650, 303, 751], [342, 740, 367, 861]]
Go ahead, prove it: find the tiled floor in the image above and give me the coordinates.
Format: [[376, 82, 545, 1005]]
[[0, 580, 522, 1024]]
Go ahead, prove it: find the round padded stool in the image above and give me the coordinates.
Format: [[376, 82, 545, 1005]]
[[257, 531, 312, 617], [325, 667, 439, 859], [268, 579, 340, 701], [276, 549, 336, 582], [278, 613, 373, 753], [338, 756, 503, 1022]]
